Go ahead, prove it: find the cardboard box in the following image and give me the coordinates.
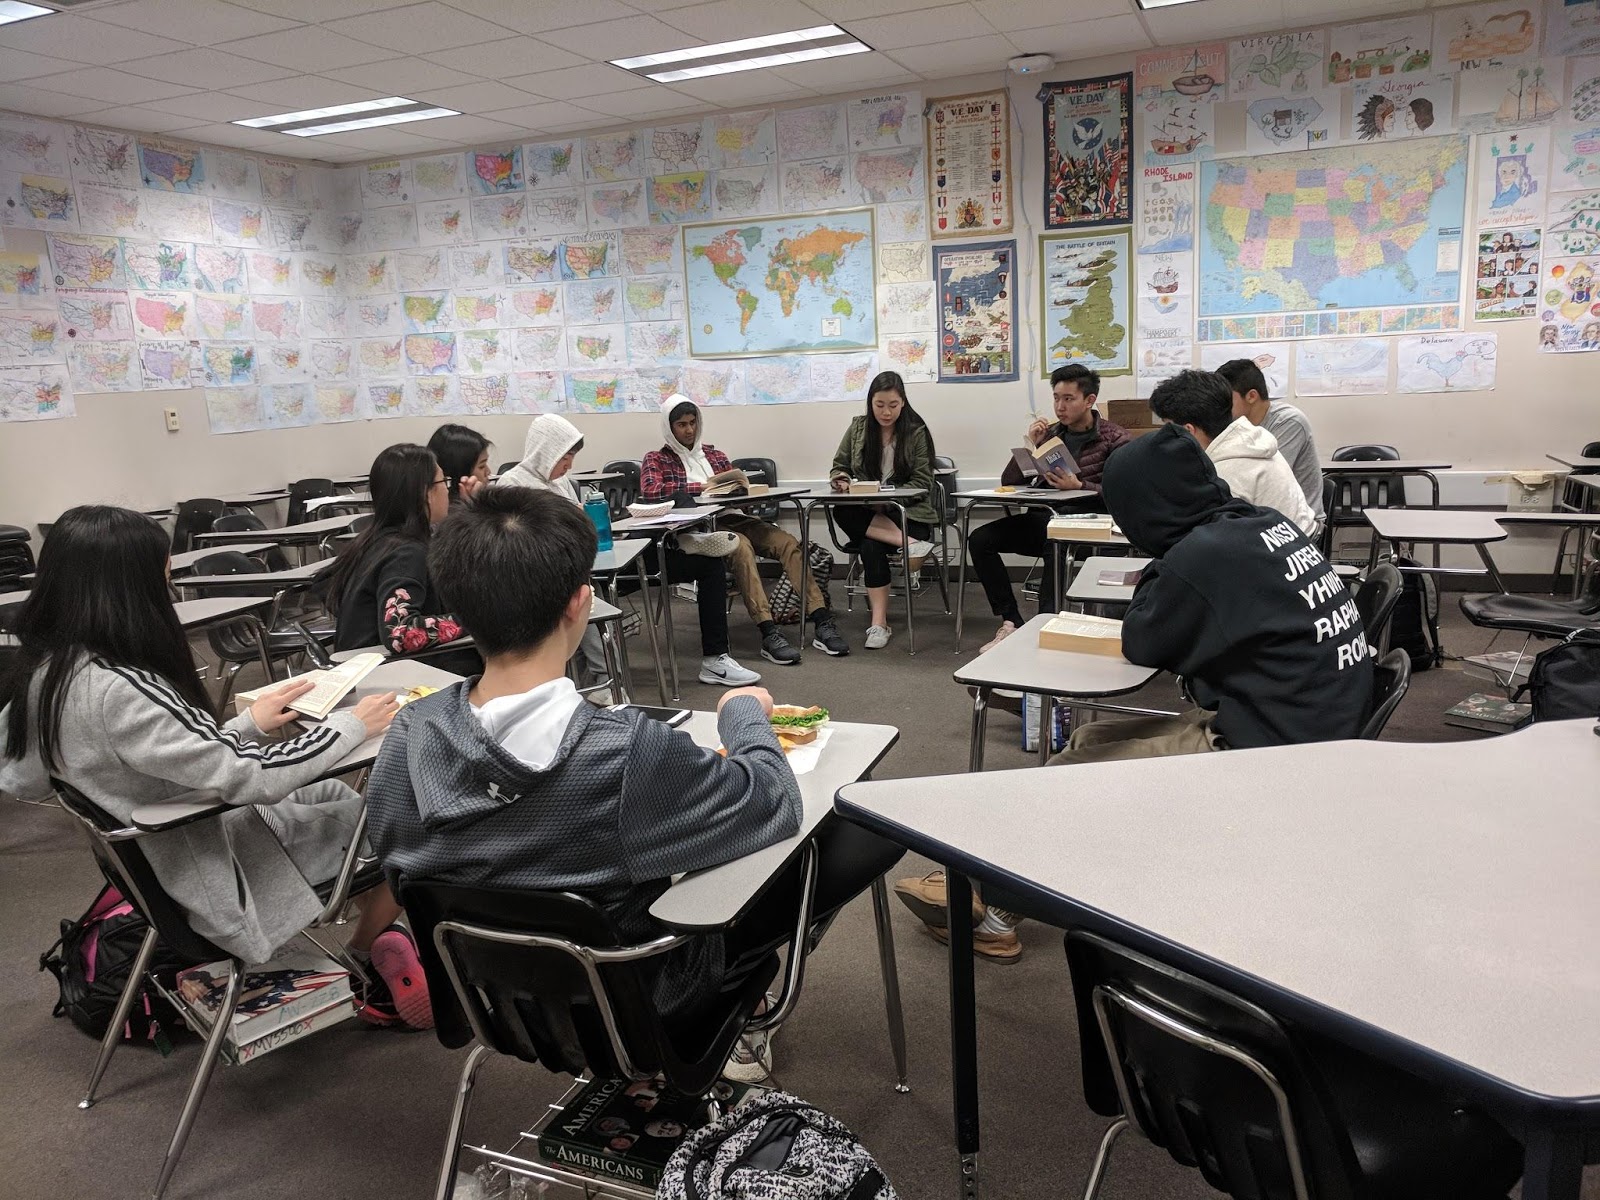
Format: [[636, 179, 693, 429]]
[[1038, 612, 1124, 656], [848, 480, 882, 494], [1047, 514, 1117, 541], [1107, 399, 1155, 428]]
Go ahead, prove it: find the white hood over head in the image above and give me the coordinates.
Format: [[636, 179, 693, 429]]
[[1205, 416, 1318, 536], [660, 393, 714, 484], [496, 414, 582, 502]]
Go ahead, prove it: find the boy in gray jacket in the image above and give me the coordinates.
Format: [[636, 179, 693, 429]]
[[365, 487, 901, 1078]]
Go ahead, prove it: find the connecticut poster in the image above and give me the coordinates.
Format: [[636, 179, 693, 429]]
[[1042, 73, 1133, 228]]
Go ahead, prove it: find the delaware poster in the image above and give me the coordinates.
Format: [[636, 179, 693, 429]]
[[1041, 73, 1133, 228]]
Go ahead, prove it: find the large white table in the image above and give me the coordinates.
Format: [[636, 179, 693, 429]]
[[950, 488, 1096, 649], [836, 719, 1600, 1200], [952, 611, 1165, 769]]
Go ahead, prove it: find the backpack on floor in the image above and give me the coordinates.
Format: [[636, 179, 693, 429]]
[[768, 544, 835, 626], [1513, 630, 1600, 722], [659, 1091, 897, 1200], [39, 884, 188, 1055], [1387, 555, 1441, 671]]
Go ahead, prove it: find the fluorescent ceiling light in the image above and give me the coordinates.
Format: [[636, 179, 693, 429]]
[[234, 97, 458, 137], [611, 24, 872, 82], [0, 2, 53, 26]]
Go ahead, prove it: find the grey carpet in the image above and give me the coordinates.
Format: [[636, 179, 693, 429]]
[[1, 588, 1594, 1200]]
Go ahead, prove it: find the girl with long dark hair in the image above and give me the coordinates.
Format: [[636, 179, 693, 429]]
[[426, 423, 492, 505], [0, 506, 431, 1028], [826, 371, 940, 649], [327, 443, 469, 663]]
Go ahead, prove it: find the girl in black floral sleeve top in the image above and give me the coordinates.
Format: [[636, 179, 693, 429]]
[[327, 443, 476, 670]]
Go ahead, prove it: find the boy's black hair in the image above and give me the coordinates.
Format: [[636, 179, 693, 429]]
[[429, 487, 597, 656], [1148, 369, 1235, 439], [1215, 358, 1270, 403], [1049, 363, 1100, 397]]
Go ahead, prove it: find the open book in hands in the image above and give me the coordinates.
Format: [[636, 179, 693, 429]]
[[1011, 437, 1079, 481], [234, 652, 384, 720]]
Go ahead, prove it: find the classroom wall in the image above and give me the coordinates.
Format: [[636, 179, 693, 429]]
[[1, 12, 1595, 543]]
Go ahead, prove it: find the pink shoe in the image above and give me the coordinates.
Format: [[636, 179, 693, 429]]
[[979, 621, 1017, 654], [368, 925, 434, 1030]]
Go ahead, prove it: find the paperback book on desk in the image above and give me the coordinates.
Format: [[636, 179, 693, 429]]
[[1047, 514, 1119, 541], [174, 947, 354, 1064], [233, 652, 384, 719]]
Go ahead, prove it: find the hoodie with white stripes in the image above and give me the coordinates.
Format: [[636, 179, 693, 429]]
[[0, 655, 369, 961]]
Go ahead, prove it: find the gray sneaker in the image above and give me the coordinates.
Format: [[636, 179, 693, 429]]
[[864, 625, 892, 650], [699, 653, 761, 686]]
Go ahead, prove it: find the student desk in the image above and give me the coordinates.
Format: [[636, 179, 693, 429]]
[[651, 714, 908, 1089], [1319, 459, 1450, 508], [329, 475, 369, 490], [1363, 507, 1509, 592], [1499, 510, 1600, 595], [950, 488, 1096, 649], [301, 492, 371, 516], [797, 487, 932, 653], [834, 719, 1600, 1200], [173, 557, 332, 593], [611, 507, 723, 700], [168, 543, 274, 574], [0, 588, 29, 632], [1546, 452, 1600, 471], [194, 513, 362, 563], [569, 470, 622, 485], [694, 485, 816, 657], [1062, 555, 1151, 610], [952, 612, 1164, 769], [174, 596, 275, 682], [590, 539, 665, 703], [217, 490, 289, 507], [1046, 523, 1133, 620]]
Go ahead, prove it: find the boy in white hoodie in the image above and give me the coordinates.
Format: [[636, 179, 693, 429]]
[[1149, 370, 1318, 537]]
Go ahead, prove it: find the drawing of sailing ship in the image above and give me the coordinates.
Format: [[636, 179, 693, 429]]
[[1149, 112, 1207, 156], [1172, 48, 1219, 97], [1148, 265, 1180, 295]]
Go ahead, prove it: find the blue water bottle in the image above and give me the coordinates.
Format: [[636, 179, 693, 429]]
[[583, 494, 614, 551]]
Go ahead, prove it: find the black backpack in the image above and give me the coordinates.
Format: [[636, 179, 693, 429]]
[[1514, 630, 1600, 722], [39, 884, 190, 1055], [1387, 555, 1441, 670]]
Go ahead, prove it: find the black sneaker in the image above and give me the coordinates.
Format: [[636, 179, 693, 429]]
[[759, 630, 800, 665], [811, 618, 850, 657]]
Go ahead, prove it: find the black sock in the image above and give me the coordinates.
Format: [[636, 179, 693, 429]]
[[808, 607, 832, 625], [759, 620, 778, 637], [1001, 607, 1023, 627]]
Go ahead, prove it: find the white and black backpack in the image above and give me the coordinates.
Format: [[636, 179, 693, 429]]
[[658, 1091, 896, 1200]]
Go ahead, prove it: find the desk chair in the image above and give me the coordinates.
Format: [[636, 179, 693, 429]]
[[731, 455, 780, 520], [1352, 563, 1402, 654], [1552, 440, 1600, 590], [0, 524, 33, 591], [171, 500, 225, 554], [1064, 929, 1522, 1200], [1360, 648, 1412, 740], [54, 779, 383, 1200], [211, 514, 292, 570], [1460, 562, 1600, 643], [286, 478, 334, 525], [190, 552, 334, 703], [400, 881, 779, 1200], [601, 459, 642, 518], [1328, 445, 1406, 565], [1316, 478, 1338, 560]]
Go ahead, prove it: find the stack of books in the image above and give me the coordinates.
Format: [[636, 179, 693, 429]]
[[173, 947, 354, 1065]]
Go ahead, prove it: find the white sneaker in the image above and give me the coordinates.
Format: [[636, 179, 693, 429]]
[[979, 620, 1017, 654], [723, 1026, 775, 1084], [583, 687, 616, 707], [673, 582, 699, 602], [699, 654, 761, 686], [906, 539, 935, 570], [864, 625, 892, 650], [678, 530, 739, 558]]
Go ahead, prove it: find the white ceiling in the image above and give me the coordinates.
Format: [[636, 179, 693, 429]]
[[0, 0, 1440, 163]]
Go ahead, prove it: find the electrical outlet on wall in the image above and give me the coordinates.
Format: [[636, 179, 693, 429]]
[[164, 408, 180, 432]]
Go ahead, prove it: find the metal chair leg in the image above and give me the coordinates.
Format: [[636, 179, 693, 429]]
[[1081, 1117, 1129, 1200], [79, 926, 160, 1110], [151, 960, 242, 1200], [869, 876, 910, 1093], [433, 1044, 491, 1200]]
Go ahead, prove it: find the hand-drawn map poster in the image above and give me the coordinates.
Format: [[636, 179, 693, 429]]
[[926, 90, 1013, 238], [1041, 73, 1133, 229]]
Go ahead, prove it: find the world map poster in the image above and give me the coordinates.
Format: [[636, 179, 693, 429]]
[[1198, 136, 1468, 327], [682, 207, 877, 357], [933, 239, 1018, 382], [1041, 73, 1133, 229]]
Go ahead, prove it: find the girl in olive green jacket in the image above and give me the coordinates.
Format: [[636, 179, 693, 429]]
[[827, 371, 939, 649]]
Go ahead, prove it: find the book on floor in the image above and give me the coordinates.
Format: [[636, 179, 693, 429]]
[[174, 946, 354, 1063], [1442, 692, 1533, 734], [233, 651, 384, 719], [533, 1077, 761, 1190], [1038, 612, 1125, 656], [1011, 437, 1079, 480]]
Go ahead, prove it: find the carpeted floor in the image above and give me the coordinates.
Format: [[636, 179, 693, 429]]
[[1, 586, 1594, 1200]]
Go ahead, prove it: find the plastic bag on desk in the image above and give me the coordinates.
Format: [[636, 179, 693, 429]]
[[1020, 693, 1069, 754]]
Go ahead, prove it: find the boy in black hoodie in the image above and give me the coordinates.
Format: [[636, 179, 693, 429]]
[[1056, 423, 1374, 761]]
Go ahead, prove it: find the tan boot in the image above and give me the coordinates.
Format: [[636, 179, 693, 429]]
[[893, 870, 984, 930], [928, 922, 1024, 962]]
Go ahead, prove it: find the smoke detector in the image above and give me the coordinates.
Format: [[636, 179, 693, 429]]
[[1009, 53, 1055, 75]]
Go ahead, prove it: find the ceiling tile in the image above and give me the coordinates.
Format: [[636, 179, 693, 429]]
[[625, 0, 712, 9], [306, 126, 453, 153], [89, 0, 304, 46], [117, 49, 301, 91], [504, 63, 655, 100], [215, 27, 399, 72], [475, 99, 604, 128], [0, 15, 185, 66], [324, 2, 515, 53], [844, 4, 997, 50], [1143, 0, 1288, 41], [322, 56, 480, 92], [973, 0, 1131, 32], [575, 86, 704, 117], [227, 0, 418, 19], [442, 0, 641, 34], [805, 0, 941, 19], [224, 75, 389, 108], [70, 106, 207, 135], [885, 33, 1017, 74], [0, 83, 105, 118], [660, 0, 832, 41], [413, 80, 540, 113], [770, 49, 917, 89], [424, 36, 587, 77], [397, 113, 527, 142], [668, 74, 813, 104], [0, 48, 84, 83], [143, 90, 284, 122], [537, 14, 698, 59], [26, 67, 201, 105], [1007, 14, 1152, 59]]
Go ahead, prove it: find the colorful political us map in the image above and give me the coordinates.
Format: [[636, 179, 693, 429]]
[[1198, 136, 1468, 323], [683, 208, 877, 356]]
